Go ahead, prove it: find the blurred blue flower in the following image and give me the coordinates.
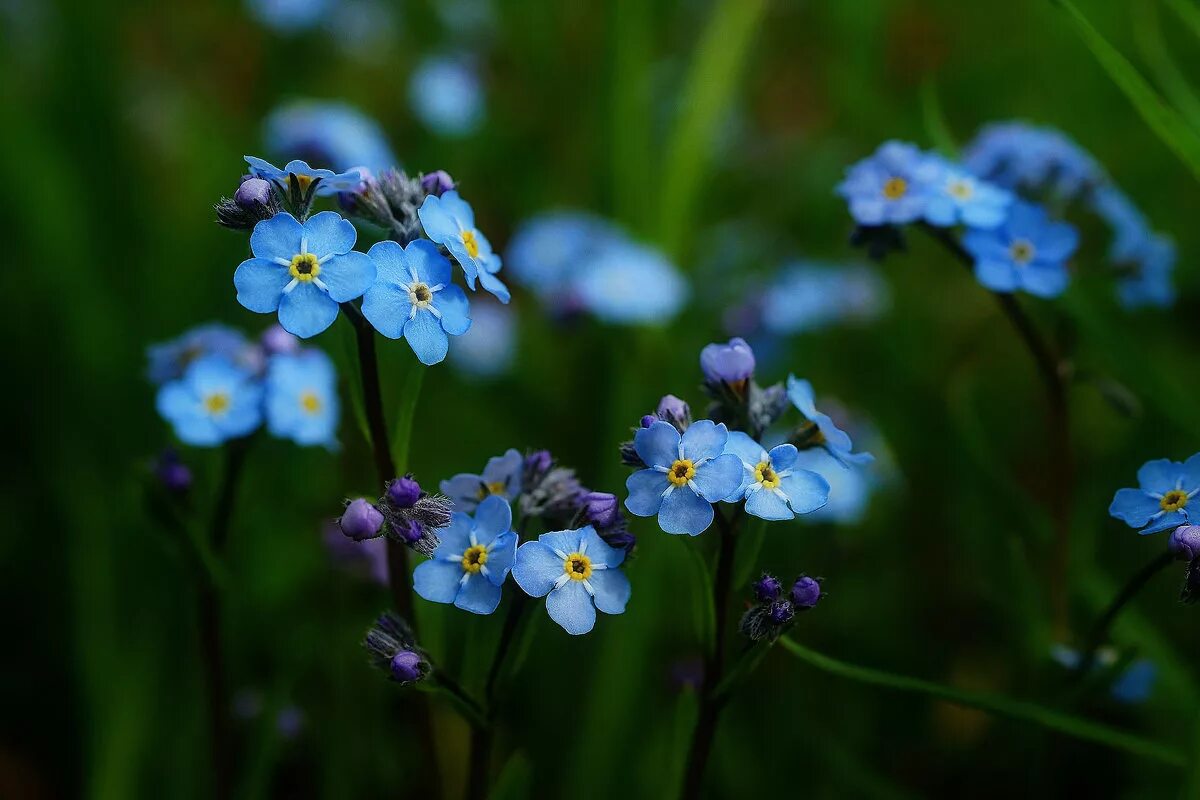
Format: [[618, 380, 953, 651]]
[[147, 323, 260, 385], [441, 448, 524, 512], [245, 0, 331, 33], [512, 526, 630, 635], [1051, 645, 1157, 704], [700, 337, 756, 384], [418, 190, 510, 302], [361, 239, 472, 365], [837, 141, 936, 226], [962, 122, 1102, 199], [961, 202, 1077, 298], [1109, 453, 1200, 535], [156, 355, 264, 446], [576, 242, 687, 325], [723, 432, 829, 521], [1091, 185, 1151, 264], [449, 299, 515, 379], [922, 157, 1012, 229], [792, 447, 876, 525], [408, 55, 484, 137], [760, 262, 888, 335], [412, 495, 517, 615], [265, 349, 339, 447], [625, 420, 744, 536], [244, 156, 362, 197], [234, 212, 375, 338], [1116, 234, 1176, 310], [264, 101, 396, 173], [505, 211, 621, 300], [786, 376, 873, 468]]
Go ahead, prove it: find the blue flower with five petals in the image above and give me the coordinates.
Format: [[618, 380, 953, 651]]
[[837, 141, 936, 226], [156, 355, 264, 446], [922, 157, 1013, 229], [723, 432, 830, 521], [1109, 454, 1200, 535], [244, 156, 362, 197], [264, 349, 339, 447], [961, 202, 1078, 299], [512, 526, 630, 635], [417, 191, 510, 302], [361, 239, 472, 365], [412, 495, 518, 615], [234, 211, 376, 338], [624, 420, 744, 535], [786, 376, 873, 468], [440, 448, 524, 513]]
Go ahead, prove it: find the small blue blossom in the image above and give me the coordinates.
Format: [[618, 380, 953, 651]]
[[245, 0, 331, 32], [576, 243, 687, 325], [408, 55, 484, 137], [793, 448, 875, 525], [1109, 453, 1200, 535], [156, 355, 264, 446], [962, 122, 1102, 199], [243, 156, 362, 197], [1110, 659, 1157, 704], [449, 299, 515, 379], [417, 190, 510, 302], [146, 323, 260, 385], [723, 432, 829, 521], [759, 262, 889, 336], [505, 211, 621, 300], [961, 202, 1077, 298], [234, 211, 376, 338], [440, 448, 524, 513], [1116, 234, 1176, 310], [361, 239, 472, 365], [921, 157, 1013, 229], [263, 101, 396, 173], [1091, 185, 1152, 264], [624, 420, 744, 536], [512, 526, 630, 635], [786, 376, 873, 468], [412, 495, 517, 615], [837, 141, 937, 226], [264, 349, 339, 447]]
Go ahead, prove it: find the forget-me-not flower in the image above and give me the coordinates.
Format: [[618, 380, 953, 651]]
[[921, 157, 1012, 229], [417, 190, 510, 302], [760, 262, 889, 335], [264, 349, 339, 446], [786, 376, 873, 468], [512, 526, 630, 635], [156, 355, 264, 446], [1116, 234, 1176, 310], [361, 239, 472, 365], [793, 448, 875, 525], [244, 156, 362, 197], [147, 323, 259, 385], [576, 242, 687, 325], [441, 448, 524, 512], [961, 202, 1077, 298], [837, 141, 936, 226], [263, 101, 396, 173], [449, 299, 515, 379], [505, 211, 620, 300], [962, 122, 1102, 199], [1109, 453, 1200, 535], [234, 211, 376, 338], [625, 420, 744, 535], [723, 432, 829, 521], [408, 55, 484, 137], [412, 495, 517, 615]]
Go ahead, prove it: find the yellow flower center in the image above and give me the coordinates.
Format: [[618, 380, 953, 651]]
[[461, 544, 488, 573], [1161, 489, 1189, 513], [754, 460, 780, 490], [1009, 239, 1035, 265], [462, 229, 480, 259], [203, 392, 230, 415], [563, 552, 593, 581], [476, 480, 508, 500], [667, 459, 696, 487], [409, 282, 434, 306], [293, 173, 314, 191], [882, 177, 907, 200], [948, 179, 974, 199], [299, 391, 322, 414], [289, 253, 321, 282]]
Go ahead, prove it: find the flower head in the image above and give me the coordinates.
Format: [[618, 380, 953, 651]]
[[837, 141, 936, 226], [440, 448, 524, 512], [760, 262, 889, 336], [1116, 234, 1176, 310], [244, 156, 363, 197], [234, 211, 376, 338], [448, 299, 515, 379], [961, 202, 1077, 298], [363, 612, 429, 685], [1109, 454, 1200, 535], [408, 55, 484, 138], [624, 420, 744, 536], [962, 122, 1102, 199], [265, 349, 339, 446], [156, 355, 263, 446], [512, 526, 630, 635], [147, 323, 259, 385], [786, 376, 873, 468], [418, 191, 509, 302], [723, 432, 829, 520], [921, 157, 1013, 229], [505, 211, 621, 301], [575, 243, 687, 325], [412, 495, 517, 615], [361, 239, 472, 365]]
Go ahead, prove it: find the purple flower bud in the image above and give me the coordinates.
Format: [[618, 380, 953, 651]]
[[235, 177, 273, 211], [600, 527, 637, 555], [392, 518, 424, 545], [656, 395, 691, 431], [387, 476, 422, 508], [700, 337, 756, 384], [155, 450, 192, 493], [640, 415, 657, 429], [260, 324, 300, 356], [524, 450, 553, 484], [791, 575, 822, 609], [767, 599, 795, 624], [339, 498, 384, 541], [581, 491, 620, 528], [753, 573, 782, 603], [1169, 525, 1200, 561], [390, 649, 425, 683], [420, 170, 456, 196]]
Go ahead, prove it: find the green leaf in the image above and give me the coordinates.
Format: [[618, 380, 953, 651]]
[[488, 751, 533, 800], [1056, 0, 1200, 181], [1132, 0, 1200, 134], [920, 77, 958, 158], [780, 636, 1186, 766], [1163, 0, 1200, 43]]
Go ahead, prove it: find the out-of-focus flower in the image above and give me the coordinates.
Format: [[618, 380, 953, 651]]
[[418, 191, 509, 302], [449, 299, 515, 379], [576, 243, 687, 325], [264, 349, 339, 446], [786, 376, 873, 467], [512, 526, 630, 635], [1109, 454, 1200, 535], [260, 324, 301, 356], [246, 0, 332, 33], [837, 141, 936, 226], [962, 122, 1103, 199], [408, 55, 484, 137], [420, 170, 456, 197], [154, 449, 192, 493], [264, 101, 396, 173], [244, 156, 362, 197], [440, 448, 524, 512], [147, 324, 259, 385], [961, 202, 1077, 298], [792, 447, 875, 525], [921, 157, 1013, 229], [1051, 645, 1156, 704], [700, 337, 756, 384], [156, 355, 263, 446], [759, 262, 889, 336], [323, 519, 389, 584], [722, 432, 829, 521], [1116, 234, 1176, 310], [412, 495, 517, 615], [505, 212, 621, 299]]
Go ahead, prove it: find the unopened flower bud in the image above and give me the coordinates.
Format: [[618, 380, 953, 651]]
[[791, 575, 822, 609], [753, 573, 782, 603], [390, 650, 426, 683], [1169, 525, 1200, 561], [640, 415, 657, 429], [767, 599, 795, 624], [339, 498, 384, 541], [387, 475, 422, 508], [700, 337, 755, 384], [155, 450, 192, 493], [260, 324, 300, 356], [656, 394, 691, 431], [581, 491, 620, 528], [420, 170, 455, 196], [235, 177, 273, 211]]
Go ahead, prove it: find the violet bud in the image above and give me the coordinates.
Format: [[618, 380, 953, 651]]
[[420, 170, 456, 196], [640, 415, 657, 429], [1169, 525, 1200, 561], [656, 394, 691, 431], [791, 575, 822, 609], [525, 449, 553, 476], [390, 650, 426, 683], [392, 518, 424, 545], [260, 324, 300, 356], [339, 498, 384, 541], [767, 599, 795, 625], [700, 337, 756, 384], [155, 450, 192, 493], [387, 476, 422, 508], [581, 491, 620, 529], [235, 177, 273, 211], [752, 573, 782, 603]]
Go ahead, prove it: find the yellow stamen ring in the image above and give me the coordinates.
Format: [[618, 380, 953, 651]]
[[289, 253, 321, 282], [461, 544, 488, 573], [203, 392, 230, 415], [754, 460, 780, 490], [1161, 489, 1189, 513], [667, 459, 696, 487], [299, 391, 322, 414], [563, 552, 592, 581], [882, 177, 907, 199], [461, 229, 481, 259]]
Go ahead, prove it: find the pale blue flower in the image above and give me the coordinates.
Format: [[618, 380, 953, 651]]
[[243, 156, 362, 197], [922, 156, 1013, 229], [792, 448, 876, 525], [264, 349, 339, 447], [449, 300, 515, 379], [146, 323, 260, 385], [1117, 234, 1176, 310], [837, 141, 938, 226], [760, 262, 888, 335], [786, 376, 873, 467], [961, 202, 1077, 299], [723, 432, 829, 521], [576, 243, 687, 325], [156, 355, 264, 446], [408, 55, 484, 137], [440, 448, 524, 513], [417, 190, 510, 302], [412, 495, 517, 615], [512, 526, 630, 635], [264, 101, 396, 172], [1109, 454, 1200, 535]]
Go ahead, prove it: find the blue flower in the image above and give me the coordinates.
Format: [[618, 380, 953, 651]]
[[786, 376, 873, 467], [245, 0, 331, 32], [505, 211, 620, 299], [837, 141, 937, 226], [412, 495, 517, 615], [961, 202, 1077, 298], [156, 355, 264, 446], [1116, 234, 1176, 310], [264, 349, 339, 447], [360, 239, 472, 365], [723, 432, 829, 521], [449, 299, 515, 379], [962, 122, 1102, 199], [440, 448, 524, 513], [417, 190, 510, 303], [263, 101, 396, 173], [244, 156, 362, 197], [234, 211, 376, 338], [921, 157, 1013, 229], [146, 323, 259, 385], [760, 262, 889, 335], [624, 420, 744, 535], [1110, 659, 1157, 704], [792, 448, 876, 525], [576, 243, 687, 325], [1091, 185, 1151, 264], [512, 526, 630, 635], [1109, 454, 1200, 535], [408, 55, 484, 137]]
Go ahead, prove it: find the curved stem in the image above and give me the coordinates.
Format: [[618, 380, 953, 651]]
[[1077, 550, 1175, 675], [466, 595, 530, 800]]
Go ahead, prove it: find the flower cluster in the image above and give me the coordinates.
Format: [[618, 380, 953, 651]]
[[739, 572, 824, 641], [338, 474, 453, 557], [363, 612, 431, 685], [150, 323, 339, 448]]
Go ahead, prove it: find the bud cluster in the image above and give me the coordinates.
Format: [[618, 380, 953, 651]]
[[739, 572, 825, 641]]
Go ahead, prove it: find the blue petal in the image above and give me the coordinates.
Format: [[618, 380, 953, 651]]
[[537, 529, 585, 557], [578, 526, 625, 568], [634, 421, 680, 468], [691, 453, 745, 502], [473, 495, 513, 543], [303, 211, 357, 258], [745, 488, 793, 521], [1036, 221, 1079, 260], [779, 470, 830, 514], [1138, 458, 1186, 493], [658, 487, 714, 536], [1142, 510, 1187, 535], [962, 228, 1009, 262], [974, 260, 1019, 293], [588, 568, 630, 615], [435, 285, 472, 336], [723, 430, 766, 466], [545, 581, 596, 635], [417, 194, 460, 242], [483, 532, 517, 586], [244, 155, 284, 181], [220, 384, 264, 438], [681, 420, 728, 462], [512, 541, 563, 597], [155, 382, 194, 421], [786, 375, 817, 418], [481, 449, 524, 487], [278, 283, 340, 338], [404, 309, 450, 365], [1108, 488, 1161, 528], [413, 559, 463, 604], [455, 573, 502, 614], [769, 443, 799, 472], [477, 269, 511, 303], [625, 469, 668, 517], [1019, 263, 1068, 299], [1183, 453, 1200, 490], [250, 212, 303, 260], [434, 512, 475, 555], [234, 258, 289, 313], [406, 239, 453, 285], [319, 251, 376, 303], [361, 282, 412, 339], [438, 191, 475, 228], [439, 475, 486, 510]]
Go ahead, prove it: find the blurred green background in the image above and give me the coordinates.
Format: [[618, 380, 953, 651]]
[[4, 0, 1199, 797]]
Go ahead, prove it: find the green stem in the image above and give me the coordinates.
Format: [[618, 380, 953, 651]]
[[780, 637, 1185, 767], [1077, 550, 1175, 676], [467, 595, 531, 800]]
